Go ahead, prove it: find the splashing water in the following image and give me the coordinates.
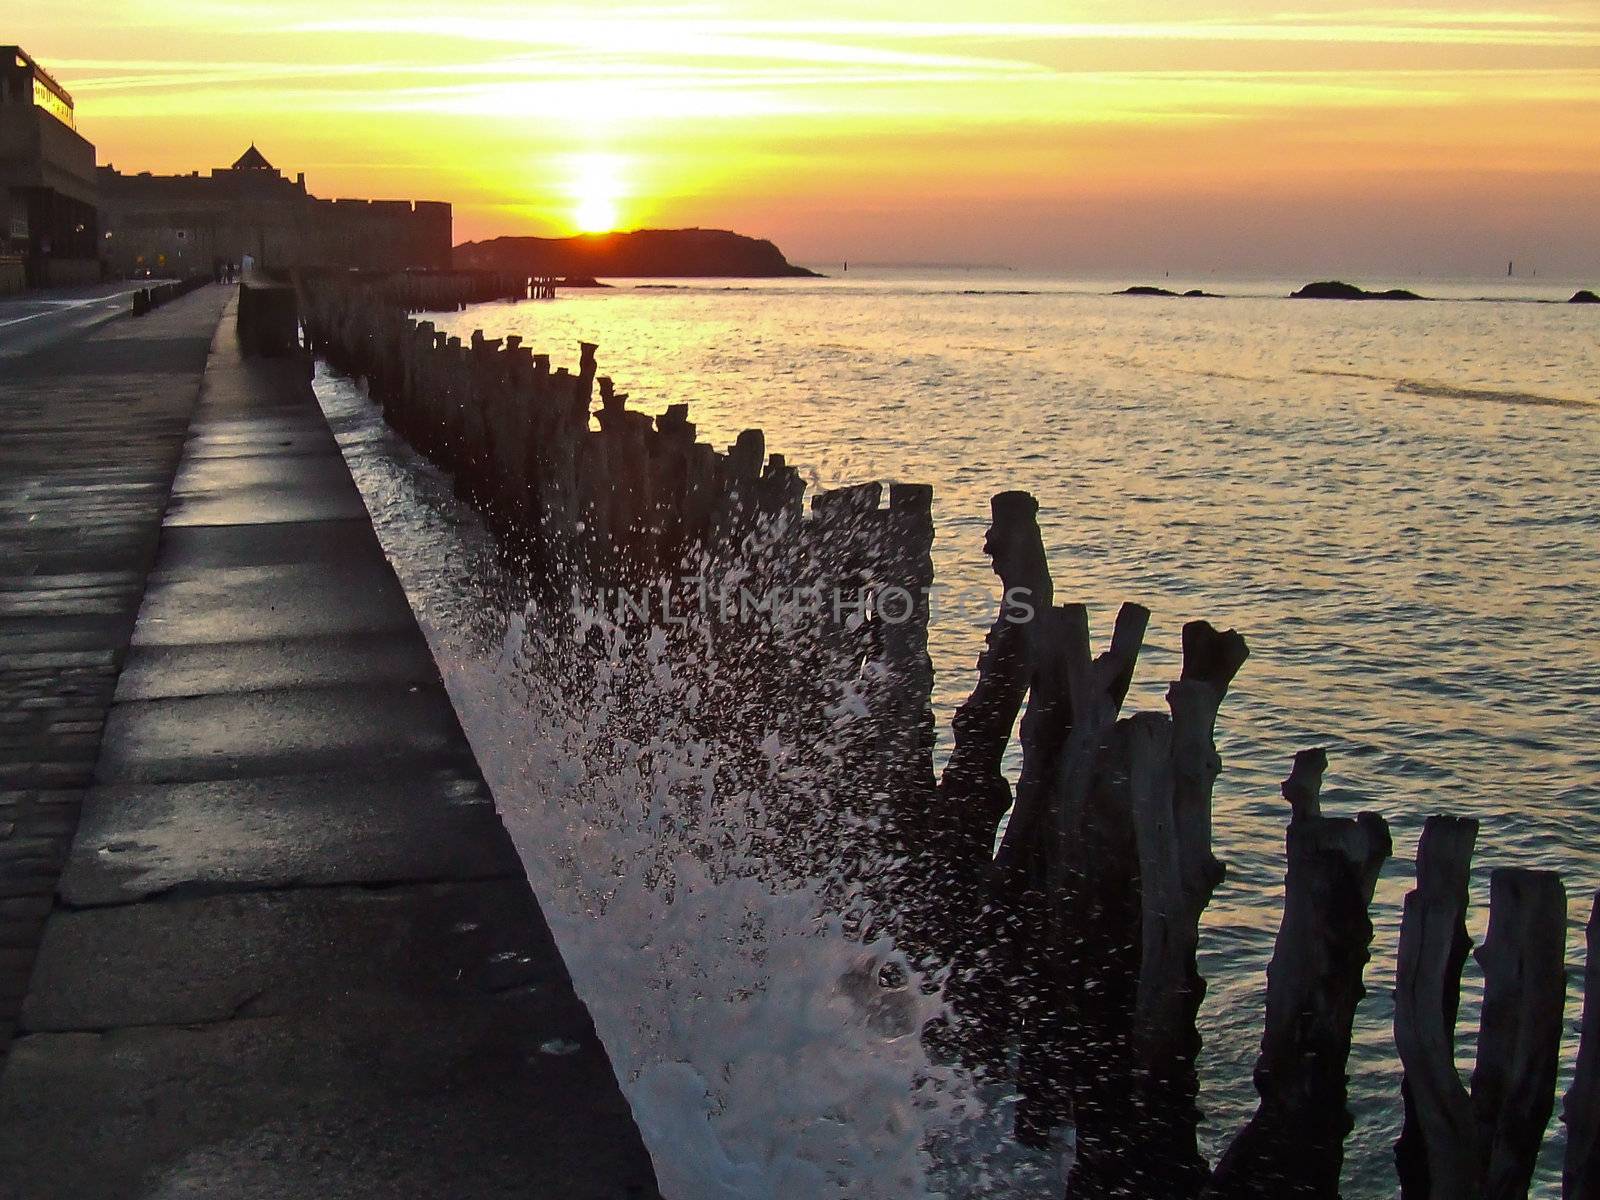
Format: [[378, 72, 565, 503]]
[[317, 367, 1065, 1199]]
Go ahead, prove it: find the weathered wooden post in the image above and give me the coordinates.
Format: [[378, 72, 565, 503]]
[[1390, 856, 1566, 1200], [1472, 868, 1567, 1200], [879, 482, 938, 860], [1206, 750, 1392, 1200], [1567, 893, 1600, 1200], [921, 492, 1054, 1064], [937, 490, 1052, 862], [993, 598, 1149, 1153], [1129, 619, 1249, 1194], [1394, 815, 1480, 1200]]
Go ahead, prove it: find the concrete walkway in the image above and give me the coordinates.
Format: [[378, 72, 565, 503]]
[[0, 296, 660, 1198]]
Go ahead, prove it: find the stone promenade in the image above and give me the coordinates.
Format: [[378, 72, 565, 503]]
[[0, 290, 659, 1199]]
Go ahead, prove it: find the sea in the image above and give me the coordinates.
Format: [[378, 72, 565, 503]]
[[313, 269, 1600, 1199]]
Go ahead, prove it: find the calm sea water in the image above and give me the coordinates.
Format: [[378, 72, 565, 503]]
[[320, 270, 1599, 1197]]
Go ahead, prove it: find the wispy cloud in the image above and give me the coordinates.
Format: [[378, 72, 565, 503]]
[[292, 11, 1600, 49]]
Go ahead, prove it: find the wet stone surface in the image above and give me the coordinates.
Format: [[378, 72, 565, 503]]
[[0, 288, 227, 1059]]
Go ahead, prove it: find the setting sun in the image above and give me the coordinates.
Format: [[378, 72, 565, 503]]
[[568, 151, 626, 233]]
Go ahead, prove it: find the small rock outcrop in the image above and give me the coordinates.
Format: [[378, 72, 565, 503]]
[[1117, 286, 1222, 298], [1291, 280, 1426, 301], [1570, 289, 1599, 304]]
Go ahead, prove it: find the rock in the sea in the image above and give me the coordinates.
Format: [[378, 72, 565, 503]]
[[1571, 289, 1599, 304], [1291, 280, 1425, 301], [1117, 285, 1223, 298]]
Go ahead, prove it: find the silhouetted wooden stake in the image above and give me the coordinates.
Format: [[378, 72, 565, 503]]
[[994, 603, 1090, 890], [1393, 815, 1480, 1200], [1168, 622, 1247, 931], [937, 490, 1053, 871], [993, 600, 1088, 1147], [984, 599, 1149, 1152], [880, 481, 938, 843], [920, 491, 1055, 1040], [1566, 892, 1600, 1200], [1472, 868, 1566, 1200], [1206, 750, 1392, 1200]]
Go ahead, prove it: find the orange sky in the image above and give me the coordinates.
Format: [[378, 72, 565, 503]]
[[12, 1, 1600, 275]]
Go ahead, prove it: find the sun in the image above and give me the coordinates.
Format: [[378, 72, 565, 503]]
[[574, 193, 620, 234], [568, 151, 627, 233]]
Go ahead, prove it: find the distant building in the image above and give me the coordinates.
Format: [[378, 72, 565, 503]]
[[3, 47, 452, 289], [99, 145, 452, 277], [0, 46, 100, 290]]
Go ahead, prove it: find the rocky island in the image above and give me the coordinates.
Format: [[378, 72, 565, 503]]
[[1290, 280, 1426, 300], [1117, 285, 1223, 298], [453, 227, 820, 278]]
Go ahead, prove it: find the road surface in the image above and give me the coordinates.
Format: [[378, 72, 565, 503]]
[[0, 281, 156, 359]]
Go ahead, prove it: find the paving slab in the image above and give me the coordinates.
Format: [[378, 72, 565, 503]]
[[115, 631, 439, 700], [59, 768, 515, 906], [181, 429, 341, 460], [161, 483, 371, 526], [182, 414, 339, 444], [149, 519, 389, 577], [23, 879, 563, 1029], [0, 1000, 654, 1200], [96, 682, 473, 784], [132, 559, 416, 646], [171, 452, 358, 496]]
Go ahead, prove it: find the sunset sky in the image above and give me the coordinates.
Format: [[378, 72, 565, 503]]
[[13, 1, 1600, 275]]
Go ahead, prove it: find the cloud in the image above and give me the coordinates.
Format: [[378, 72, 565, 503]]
[[292, 11, 1600, 49]]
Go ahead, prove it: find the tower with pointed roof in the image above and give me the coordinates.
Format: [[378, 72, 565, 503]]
[[230, 144, 276, 173]]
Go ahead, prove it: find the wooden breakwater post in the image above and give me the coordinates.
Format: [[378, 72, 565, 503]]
[[1392, 815, 1580, 1200], [1205, 750, 1392, 1199], [293, 275, 1598, 1200], [1568, 894, 1600, 1200]]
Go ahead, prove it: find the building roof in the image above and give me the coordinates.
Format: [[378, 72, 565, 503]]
[[3, 46, 75, 109], [231, 144, 275, 172]]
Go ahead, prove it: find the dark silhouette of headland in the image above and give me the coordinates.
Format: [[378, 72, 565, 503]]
[[1571, 289, 1599, 304], [1290, 280, 1426, 300], [454, 227, 820, 278]]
